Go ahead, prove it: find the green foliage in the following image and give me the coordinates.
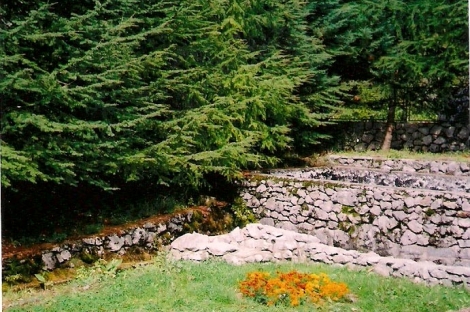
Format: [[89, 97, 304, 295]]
[[230, 197, 257, 228], [82, 223, 104, 235], [1, 0, 338, 191], [316, 0, 469, 122], [3, 258, 42, 284], [75, 259, 122, 284]]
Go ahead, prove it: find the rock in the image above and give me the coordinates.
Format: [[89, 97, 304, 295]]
[[335, 190, 357, 206], [362, 133, 375, 144], [314, 208, 330, 221], [458, 240, 470, 248], [256, 184, 267, 193], [433, 137, 446, 145], [401, 230, 418, 246], [462, 201, 470, 212], [404, 197, 418, 208], [430, 125, 443, 136], [42, 252, 57, 271], [373, 264, 391, 277], [392, 211, 407, 221], [376, 216, 398, 231], [265, 197, 277, 211], [457, 127, 469, 140], [107, 235, 125, 251], [402, 165, 416, 173], [82, 238, 96, 245], [56, 250, 72, 263], [370, 206, 381, 216], [461, 163, 470, 173], [156, 223, 167, 234], [132, 228, 147, 244], [429, 269, 447, 279], [171, 233, 209, 252], [259, 218, 275, 227], [408, 220, 423, 234], [206, 242, 238, 256], [276, 221, 298, 232], [422, 135, 433, 145], [459, 219, 470, 228]]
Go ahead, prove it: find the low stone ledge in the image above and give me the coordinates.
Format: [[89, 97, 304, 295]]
[[327, 156, 470, 176], [270, 167, 470, 193], [169, 224, 470, 286], [2, 207, 224, 274]]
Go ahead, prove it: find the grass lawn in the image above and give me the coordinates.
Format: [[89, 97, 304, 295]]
[[3, 256, 470, 312]]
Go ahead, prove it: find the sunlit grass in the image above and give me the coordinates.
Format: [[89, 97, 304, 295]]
[[4, 256, 470, 312]]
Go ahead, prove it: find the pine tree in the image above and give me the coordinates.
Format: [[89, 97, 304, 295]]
[[1, 0, 341, 190], [315, 0, 468, 150]]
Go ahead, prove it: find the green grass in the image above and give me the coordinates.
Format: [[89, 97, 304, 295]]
[[4, 256, 470, 312], [328, 150, 470, 162]]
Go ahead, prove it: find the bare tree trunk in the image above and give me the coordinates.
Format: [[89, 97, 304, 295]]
[[381, 89, 397, 152]]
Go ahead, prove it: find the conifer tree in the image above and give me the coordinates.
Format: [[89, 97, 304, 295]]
[[315, 0, 468, 150], [1, 0, 340, 191]]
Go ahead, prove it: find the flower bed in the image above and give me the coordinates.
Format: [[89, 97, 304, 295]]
[[239, 270, 349, 307]]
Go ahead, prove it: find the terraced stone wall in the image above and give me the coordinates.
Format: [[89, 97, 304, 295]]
[[323, 121, 469, 152], [242, 177, 470, 267], [2, 207, 230, 275], [327, 156, 470, 176]]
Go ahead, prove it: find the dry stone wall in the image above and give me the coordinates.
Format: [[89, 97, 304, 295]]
[[270, 167, 470, 193], [241, 177, 470, 267], [3, 210, 201, 273], [170, 224, 470, 286], [327, 156, 470, 176], [323, 121, 469, 152]]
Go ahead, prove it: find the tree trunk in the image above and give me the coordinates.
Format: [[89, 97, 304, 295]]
[[381, 90, 397, 152]]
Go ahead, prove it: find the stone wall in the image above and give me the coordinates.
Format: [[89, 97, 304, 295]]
[[327, 155, 470, 176], [2, 208, 223, 275], [323, 121, 469, 152], [241, 176, 470, 267], [270, 167, 470, 193], [170, 224, 470, 286]]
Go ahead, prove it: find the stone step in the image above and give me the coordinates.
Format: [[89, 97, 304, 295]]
[[326, 155, 470, 176], [269, 167, 470, 193]]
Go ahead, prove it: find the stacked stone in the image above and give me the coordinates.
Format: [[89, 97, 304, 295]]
[[242, 177, 470, 267], [13, 212, 193, 271], [328, 156, 470, 176], [340, 122, 469, 152], [169, 224, 470, 286], [270, 167, 470, 193]]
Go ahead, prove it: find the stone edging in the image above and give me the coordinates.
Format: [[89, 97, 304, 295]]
[[169, 224, 470, 286], [270, 167, 470, 193], [3, 209, 202, 273], [327, 155, 470, 176]]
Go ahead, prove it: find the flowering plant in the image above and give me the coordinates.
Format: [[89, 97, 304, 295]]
[[239, 270, 349, 307]]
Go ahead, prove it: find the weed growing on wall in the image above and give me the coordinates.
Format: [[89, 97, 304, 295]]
[[238, 270, 350, 307], [231, 197, 257, 228]]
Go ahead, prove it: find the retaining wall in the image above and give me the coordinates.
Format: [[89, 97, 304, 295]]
[[270, 167, 470, 193], [327, 156, 470, 176], [2, 208, 223, 275], [322, 121, 469, 152], [241, 176, 470, 267]]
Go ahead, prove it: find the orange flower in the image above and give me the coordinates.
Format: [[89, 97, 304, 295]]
[[238, 270, 350, 307]]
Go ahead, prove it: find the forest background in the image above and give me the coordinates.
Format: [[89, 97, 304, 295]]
[[1, 0, 469, 242]]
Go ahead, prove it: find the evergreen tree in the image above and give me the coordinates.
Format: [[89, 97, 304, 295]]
[[1, 0, 339, 190], [316, 0, 468, 150]]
